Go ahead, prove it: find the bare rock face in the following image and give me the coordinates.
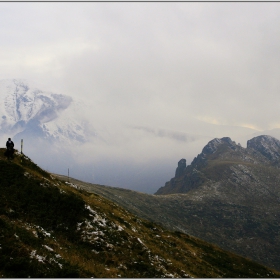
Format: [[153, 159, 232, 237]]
[[247, 135, 280, 164], [201, 137, 238, 155], [175, 159, 186, 177], [155, 135, 280, 195]]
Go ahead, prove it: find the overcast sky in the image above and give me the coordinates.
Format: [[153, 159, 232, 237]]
[[1, 2, 280, 130], [1, 2, 280, 192]]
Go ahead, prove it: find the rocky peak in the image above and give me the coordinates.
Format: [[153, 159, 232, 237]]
[[175, 158, 186, 177], [156, 135, 280, 196], [202, 137, 237, 155], [247, 135, 280, 163]]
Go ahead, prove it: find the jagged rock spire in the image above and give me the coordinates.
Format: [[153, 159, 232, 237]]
[[175, 159, 186, 177]]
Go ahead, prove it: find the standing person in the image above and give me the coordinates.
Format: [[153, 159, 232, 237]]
[[6, 137, 14, 160]]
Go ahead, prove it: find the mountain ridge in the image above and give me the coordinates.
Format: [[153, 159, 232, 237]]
[[155, 135, 280, 195]]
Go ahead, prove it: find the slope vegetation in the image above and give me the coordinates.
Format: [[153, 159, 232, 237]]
[[1, 148, 279, 278], [57, 136, 280, 272]]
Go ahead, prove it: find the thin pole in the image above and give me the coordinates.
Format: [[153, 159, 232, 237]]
[[68, 168, 69, 182], [21, 139, 23, 163]]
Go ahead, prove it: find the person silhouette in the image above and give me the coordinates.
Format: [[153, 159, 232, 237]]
[[6, 137, 14, 160]]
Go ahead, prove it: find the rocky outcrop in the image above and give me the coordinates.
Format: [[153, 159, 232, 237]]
[[155, 135, 280, 195], [247, 135, 280, 164], [201, 137, 238, 155], [175, 159, 186, 177]]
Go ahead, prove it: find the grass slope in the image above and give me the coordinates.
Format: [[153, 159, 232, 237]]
[[1, 148, 279, 278], [67, 141, 280, 272]]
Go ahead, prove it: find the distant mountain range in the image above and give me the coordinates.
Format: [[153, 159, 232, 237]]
[[63, 135, 280, 271], [0, 79, 92, 144]]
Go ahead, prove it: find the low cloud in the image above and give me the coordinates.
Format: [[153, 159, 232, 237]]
[[132, 125, 201, 143]]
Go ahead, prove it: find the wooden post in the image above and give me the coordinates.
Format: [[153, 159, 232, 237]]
[[21, 139, 23, 163]]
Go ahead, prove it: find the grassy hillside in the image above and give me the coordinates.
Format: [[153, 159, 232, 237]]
[[54, 172, 280, 274], [1, 148, 280, 278]]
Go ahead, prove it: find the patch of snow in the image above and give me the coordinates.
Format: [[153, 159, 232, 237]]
[[24, 172, 30, 177], [30, 250, 46, 263], [43, 245, 54, 251], [137, 237, 147, 248], [117, 225, 124, 231], [106, 243, 114, 249], [85, 205, 97, 215], [65, 181, 81, 190], [49, 256, 63, 269], [131, 227, 137, 232]]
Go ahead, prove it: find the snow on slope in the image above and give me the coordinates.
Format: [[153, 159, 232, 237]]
[[41, 99, 95, 143], [1, 79, 71, 124], [0, 79, 92, 144]]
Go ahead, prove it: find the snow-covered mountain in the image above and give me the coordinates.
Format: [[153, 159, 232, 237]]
[[0, 79, 92, 144]]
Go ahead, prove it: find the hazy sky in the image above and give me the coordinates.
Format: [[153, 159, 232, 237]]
[[1, 2, 280, 192], [1, 2, 280, 130]]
